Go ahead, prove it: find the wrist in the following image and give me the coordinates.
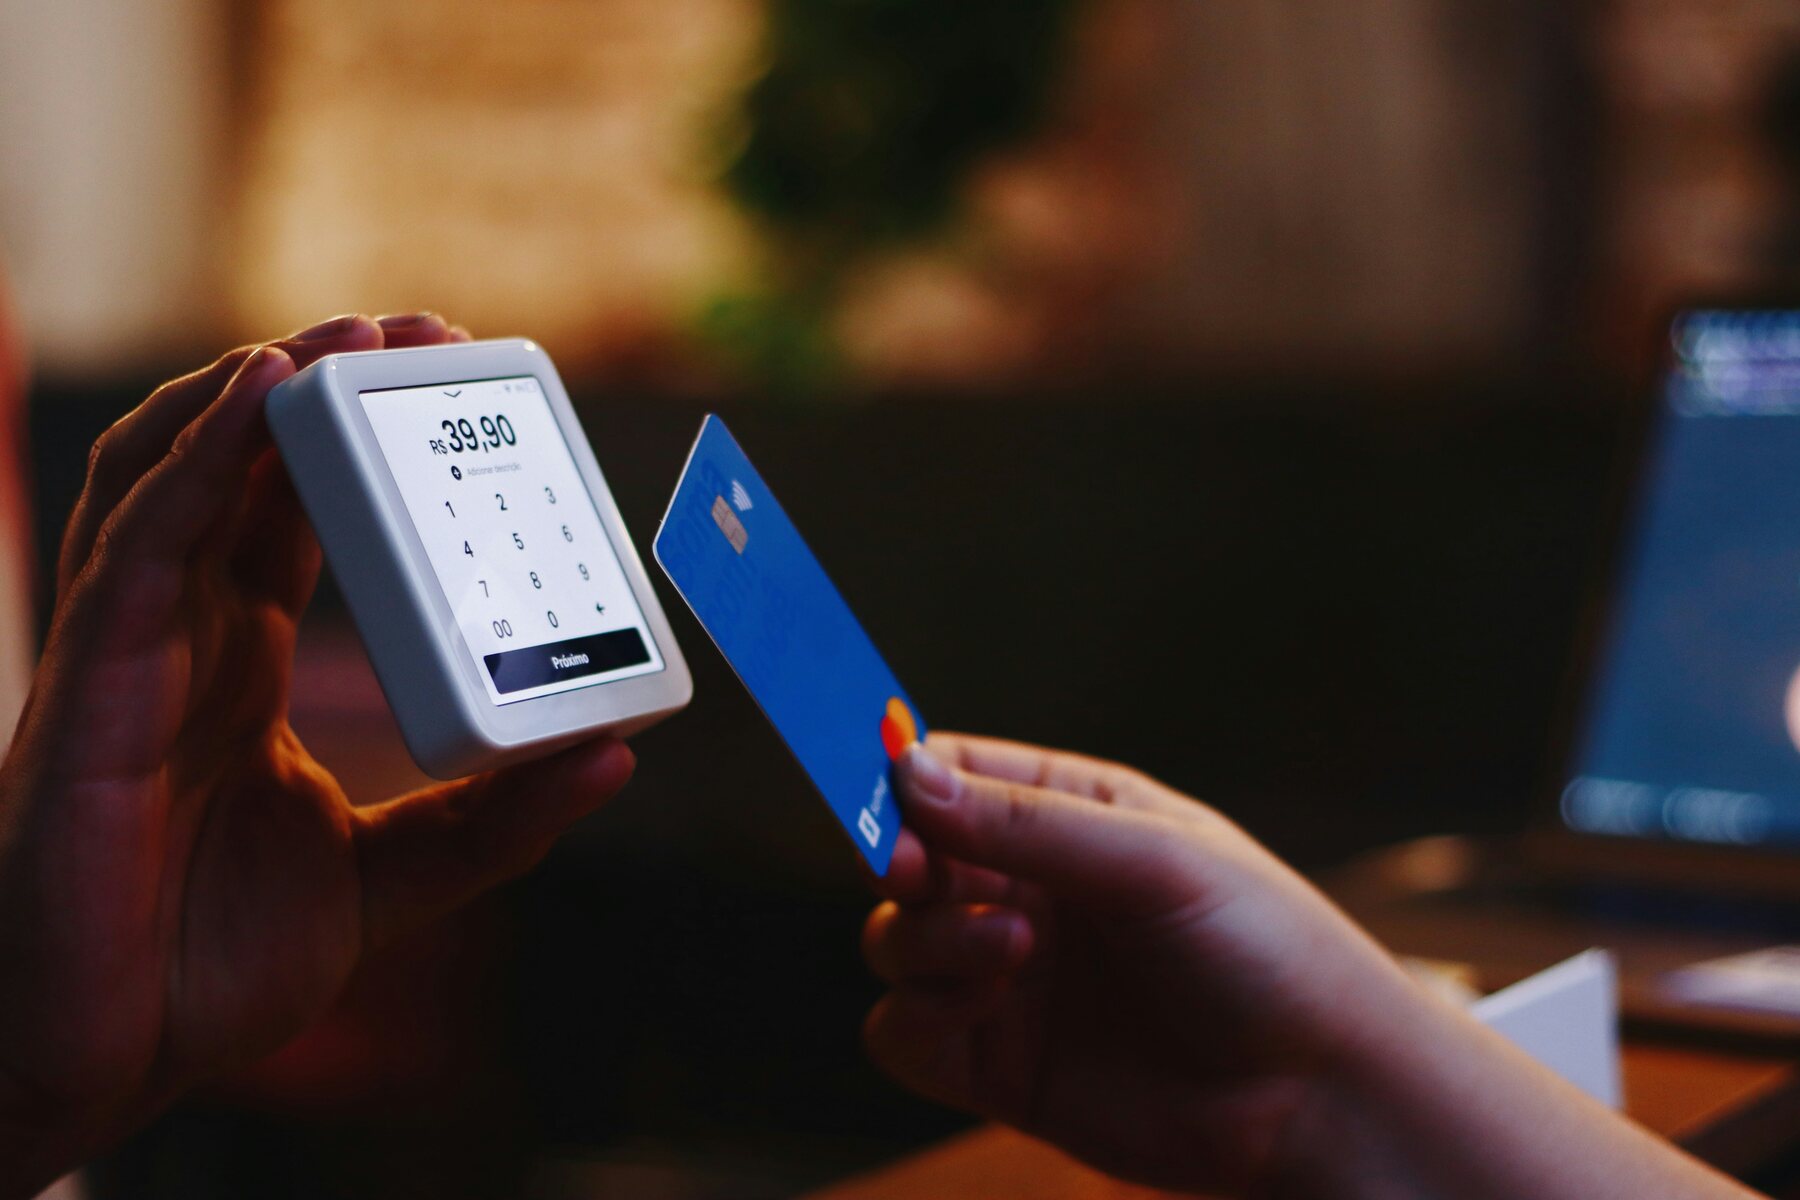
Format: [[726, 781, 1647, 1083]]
[[1260, 975, 1756, 1200], [1254, 973, 1452, 1200]]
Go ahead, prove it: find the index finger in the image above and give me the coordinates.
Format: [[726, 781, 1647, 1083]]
[[898, 746, 1227, 918], [75, 346, 296, 624], [57, 315, 382, 594], [926, 732, 1226, 828]]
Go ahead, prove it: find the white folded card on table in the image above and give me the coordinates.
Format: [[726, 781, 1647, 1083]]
[[1473, 948, 1621, 1109]]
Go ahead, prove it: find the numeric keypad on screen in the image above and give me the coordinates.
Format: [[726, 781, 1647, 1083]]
[[358, 374, 662, 703]]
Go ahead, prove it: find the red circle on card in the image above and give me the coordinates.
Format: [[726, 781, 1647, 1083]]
[[880, 697, 918, 760]]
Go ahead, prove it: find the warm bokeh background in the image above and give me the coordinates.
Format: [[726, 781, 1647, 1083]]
[[7, 0, 1797, 386], [4, 1, 1800, 1196]]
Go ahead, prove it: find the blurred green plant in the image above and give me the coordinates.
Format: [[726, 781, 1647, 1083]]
[[700, 0, 1079, 394]]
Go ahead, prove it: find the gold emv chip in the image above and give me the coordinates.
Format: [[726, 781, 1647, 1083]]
[[711, 494, 748, 553]]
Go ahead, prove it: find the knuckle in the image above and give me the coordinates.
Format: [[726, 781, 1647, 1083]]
[[999, 783, 1037, 834], [959, 779, 1039, 850], [74, 518, 180, 623], [164, 424, 219, 483], [87, 509, 122, 566], [168, 420, 202, 460], [1113, 766, 1162, 807], [196, 347, 254, 386], [84, 425, 125, 489], [1117, 764, 1157, 793], [1154, 831, 1226, 909], [1090, 755, 1145, 792]]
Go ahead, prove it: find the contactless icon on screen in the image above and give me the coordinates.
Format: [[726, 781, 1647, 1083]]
[[880, 696, 919, 760]]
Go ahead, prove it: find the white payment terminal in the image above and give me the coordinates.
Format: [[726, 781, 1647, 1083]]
[[267, 339, 690, 778]]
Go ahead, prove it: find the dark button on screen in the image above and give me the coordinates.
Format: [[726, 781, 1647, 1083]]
[[484, 628, 651, 695]]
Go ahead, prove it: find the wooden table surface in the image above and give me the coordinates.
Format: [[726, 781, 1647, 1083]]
[[806, 1041, 1800, 1200]]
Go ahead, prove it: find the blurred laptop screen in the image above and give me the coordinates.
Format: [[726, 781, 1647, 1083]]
[[1563, 310, 1800, 848]]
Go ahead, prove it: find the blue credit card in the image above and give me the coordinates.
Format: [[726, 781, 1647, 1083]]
[[652, 416, 919, 874]]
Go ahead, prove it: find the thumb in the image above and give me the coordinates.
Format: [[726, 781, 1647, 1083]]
[[897, 745, 1217, 917], [353, 737, 634, 949]]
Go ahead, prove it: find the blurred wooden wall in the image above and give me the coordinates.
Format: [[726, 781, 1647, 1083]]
[[0, 0, 227, 374], [3, 0, 1797, 388], [227, 0, 1574, 385], [1587, 0, 1800, 370], [230, 0, 761, 378], [834, 0, 1569, 384]]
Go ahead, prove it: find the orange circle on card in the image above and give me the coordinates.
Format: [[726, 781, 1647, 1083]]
[[880, 696, 918, 760], [1785, 663, 1800, 755]]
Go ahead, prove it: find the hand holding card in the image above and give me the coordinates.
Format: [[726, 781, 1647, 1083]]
[[653, 416, 919, 874]]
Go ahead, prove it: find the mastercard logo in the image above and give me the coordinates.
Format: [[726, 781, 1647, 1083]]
[[880, 696, 919, 760]]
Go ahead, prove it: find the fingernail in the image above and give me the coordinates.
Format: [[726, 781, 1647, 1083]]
[[294, 313, 362, 341], [904, 746, 958, 806], [250, 343, 292, 371], [228, 345, 285, 393], [377, 312, 435, 329]]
